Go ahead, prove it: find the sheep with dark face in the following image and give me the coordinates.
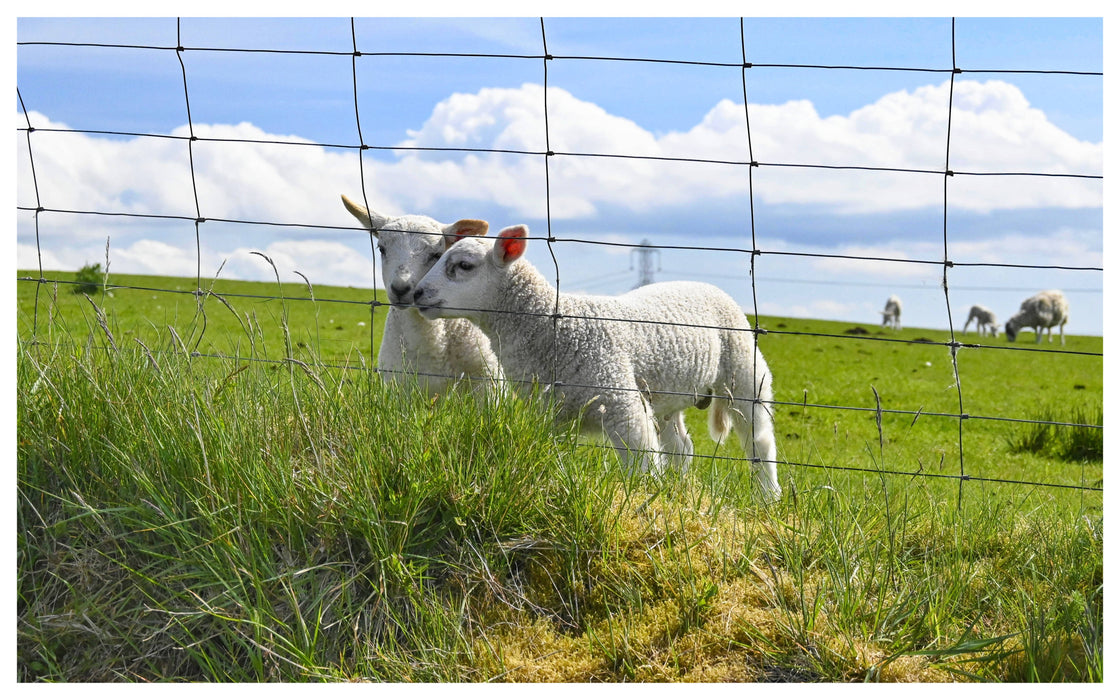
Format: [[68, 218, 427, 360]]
[[1004, 290, 1070, 345], [963, 304, 999, 337], [341, 194, 502, 394]]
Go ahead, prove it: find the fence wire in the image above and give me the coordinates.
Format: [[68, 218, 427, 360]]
[[16, 17, 1104, 503]]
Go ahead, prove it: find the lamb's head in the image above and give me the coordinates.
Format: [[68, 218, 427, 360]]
[[340, 194, 488, 306], [412, 224, 529, 322]]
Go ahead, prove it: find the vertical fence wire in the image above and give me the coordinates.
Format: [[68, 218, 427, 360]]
[[940, 19, 971, 508], [348, 17, 381, 373], [539, 18, 563, 392], [16, 89, 44, 339], [173, 19, 204, 328], [738, 19, 767, 473]]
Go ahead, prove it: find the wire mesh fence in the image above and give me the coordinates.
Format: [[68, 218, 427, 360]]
[[16, 17, 1103, 504]]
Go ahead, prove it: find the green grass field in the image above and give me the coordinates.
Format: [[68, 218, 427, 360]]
[[16, 271, 1103, 682]]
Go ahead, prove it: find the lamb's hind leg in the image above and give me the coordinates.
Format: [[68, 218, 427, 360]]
[[723, 355, 781, 502], [734, 398, 779, 502], [657, 412, 694, 470]]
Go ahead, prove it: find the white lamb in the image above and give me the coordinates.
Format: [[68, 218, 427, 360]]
[[410, 223, 781, 502], [880, 295, 902, 331], [962, 304, 999, 337], [341, 194, 502, 395], [1005, 289, 1070, 345]]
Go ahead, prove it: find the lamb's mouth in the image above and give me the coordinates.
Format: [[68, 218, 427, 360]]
[[385, 290, 413, 307], [414, 302, 443, 317]]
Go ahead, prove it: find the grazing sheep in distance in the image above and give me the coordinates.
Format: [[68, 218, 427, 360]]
[[340, 194, 502, 395], [963, 304, 999, 337], [1005, 289, 1070, 345], [880, 295, 902, 330], [410, 223, 781, 502]]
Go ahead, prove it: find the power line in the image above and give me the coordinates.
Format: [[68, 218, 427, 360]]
[[661, 269, 1102, 293]]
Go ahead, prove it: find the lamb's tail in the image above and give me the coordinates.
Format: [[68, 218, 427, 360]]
[[708, 396, 734, 444]]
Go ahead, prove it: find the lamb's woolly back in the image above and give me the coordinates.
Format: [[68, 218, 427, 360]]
[[412, 224, 780, 501], [340, 194, 501, 394], [482, 265, 767, 446], [1005, 289, 1070, 345]]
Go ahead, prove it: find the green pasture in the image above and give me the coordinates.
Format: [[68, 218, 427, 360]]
[[17, 270, 1102, 496], [17, 270, 388, 368], [16, 270, 1103, 682]]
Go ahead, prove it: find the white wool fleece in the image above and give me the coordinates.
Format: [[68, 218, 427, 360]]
[[880, 294, 902, 331], [412, 224, 781, 502], [963, 304, 999, 337], [341, 194, 502, 395], [1005, 289, 1070, 345]]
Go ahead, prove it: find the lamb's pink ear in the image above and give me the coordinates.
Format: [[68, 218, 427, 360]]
[[494, 225, 528, 266], [441, 219, 489, 250]]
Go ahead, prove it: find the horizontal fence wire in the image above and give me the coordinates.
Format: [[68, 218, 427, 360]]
[[16, 18, 1103, 502], [16, 274, 1105, 361]]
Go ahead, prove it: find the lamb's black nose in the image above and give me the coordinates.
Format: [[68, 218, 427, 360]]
[[390, 282, 411, 300], [411, 287, 427, 304]]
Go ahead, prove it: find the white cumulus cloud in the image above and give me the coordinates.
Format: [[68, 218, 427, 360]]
[[375, 79, 1101, 218], [16, 77, 1101, 288], [16, 112, 391, 227]]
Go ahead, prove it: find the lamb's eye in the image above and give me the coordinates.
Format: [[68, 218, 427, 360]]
[[457, 261, 475, 272]]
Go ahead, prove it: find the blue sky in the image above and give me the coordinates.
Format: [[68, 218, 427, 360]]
[[15, 14, 1105, 334]]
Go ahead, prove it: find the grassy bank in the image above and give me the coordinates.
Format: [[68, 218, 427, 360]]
[[16, 272, 1103, 681]]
